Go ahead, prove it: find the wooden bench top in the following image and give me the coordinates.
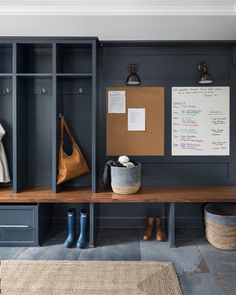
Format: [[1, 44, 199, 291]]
[[0, 186, 236, 203]]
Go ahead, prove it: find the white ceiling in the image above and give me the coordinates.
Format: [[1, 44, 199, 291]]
[[0, 1, 235, 40]]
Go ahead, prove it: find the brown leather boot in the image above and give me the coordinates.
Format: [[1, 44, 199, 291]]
[[143, 217, 154, 240], [156, 217, 166, 241]]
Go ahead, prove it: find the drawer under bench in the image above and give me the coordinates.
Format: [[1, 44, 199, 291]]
[[0, 204, 52, 246]]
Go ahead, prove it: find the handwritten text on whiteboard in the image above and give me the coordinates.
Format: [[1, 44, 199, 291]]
[[172, 87, 230, 156]]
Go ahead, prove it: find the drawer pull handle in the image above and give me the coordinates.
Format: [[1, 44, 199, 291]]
[[0, 225, 30, 228]]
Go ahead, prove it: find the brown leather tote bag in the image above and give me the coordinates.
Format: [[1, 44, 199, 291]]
[[57, 116, 90, 185]]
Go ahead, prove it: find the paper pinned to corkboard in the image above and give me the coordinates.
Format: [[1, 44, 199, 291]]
[[106, 87, 165, 156]]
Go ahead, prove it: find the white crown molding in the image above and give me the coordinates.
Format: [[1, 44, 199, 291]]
[[0, 5, 235, 16]]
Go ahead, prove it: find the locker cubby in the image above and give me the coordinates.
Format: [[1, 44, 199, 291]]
[[16, 77, 52, 191], [57, 77, 92, 189], [0, 44, 12, 74], [17, 44, 52, 74], [0, 78, 13, 187], [57, 44, 92, 74], [48, 202, 95, 247]]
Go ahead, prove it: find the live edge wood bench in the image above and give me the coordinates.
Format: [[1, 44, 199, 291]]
[[0, 186, 236, 248]]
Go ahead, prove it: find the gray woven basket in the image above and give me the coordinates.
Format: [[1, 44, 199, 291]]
[[111, 163, 141, 195], [204, 203, 236, 250]]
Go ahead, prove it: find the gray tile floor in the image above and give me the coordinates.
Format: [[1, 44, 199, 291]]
[[0, 228, 236, 295]]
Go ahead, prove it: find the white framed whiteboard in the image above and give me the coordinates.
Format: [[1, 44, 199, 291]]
[[172, 87, 230, 156]]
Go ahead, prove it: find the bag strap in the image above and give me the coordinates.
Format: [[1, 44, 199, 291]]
[[60, 116, 76, 144]]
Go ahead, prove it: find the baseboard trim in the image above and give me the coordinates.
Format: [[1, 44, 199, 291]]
[[52, 216, 203, 229]]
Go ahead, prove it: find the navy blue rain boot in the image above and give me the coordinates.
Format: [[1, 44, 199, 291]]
[[76, 209, 88, 249], [64, 208, 76, 248]]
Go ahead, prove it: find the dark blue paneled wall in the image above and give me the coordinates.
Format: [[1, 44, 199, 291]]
[[95, 42, 236, 228]]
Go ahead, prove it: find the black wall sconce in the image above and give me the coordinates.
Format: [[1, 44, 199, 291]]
[[198, 62, 213, 84], [126, 64, 141, 85]]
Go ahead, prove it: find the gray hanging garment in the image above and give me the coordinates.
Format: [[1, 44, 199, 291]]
[[0, 123, 10, 183]]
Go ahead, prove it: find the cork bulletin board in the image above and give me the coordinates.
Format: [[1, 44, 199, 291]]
[[106, 87, 165, 156]]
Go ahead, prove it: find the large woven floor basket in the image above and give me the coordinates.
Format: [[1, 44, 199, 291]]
[[204, 203, 236, 251]]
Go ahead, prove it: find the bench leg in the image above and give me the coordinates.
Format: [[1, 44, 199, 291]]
[[167, 202, 175, 248], [89, 203, 99, 248], [89, 203, 95, 248]]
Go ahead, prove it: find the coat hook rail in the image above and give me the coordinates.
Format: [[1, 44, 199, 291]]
[[75, 88, 84, 95], [41, 88, 48, 95], [0, 88, 11, 95]]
